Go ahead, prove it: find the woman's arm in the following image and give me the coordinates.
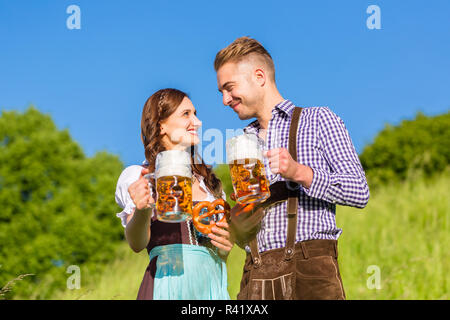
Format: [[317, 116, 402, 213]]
[[125, 168, 154, 253], [125, 208, 152, 253]]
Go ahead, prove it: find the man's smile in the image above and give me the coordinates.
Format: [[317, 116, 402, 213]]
[[231, 102, 241, 110]]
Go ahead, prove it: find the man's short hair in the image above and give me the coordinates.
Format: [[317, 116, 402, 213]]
[[214, 36, 276, 82]]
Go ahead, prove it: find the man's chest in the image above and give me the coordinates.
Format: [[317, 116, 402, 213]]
[[264, 112, 327, 174]]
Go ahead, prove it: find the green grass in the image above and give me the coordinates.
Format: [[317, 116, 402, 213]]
[[47, 243, 148, 300], [336, 171, 449, 299], [37, 172, 449, 300], [46, 240, 246, 300]]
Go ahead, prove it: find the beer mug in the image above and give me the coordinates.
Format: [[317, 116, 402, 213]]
[[151, 150, 192, 222], [192, 199, 230, 235], [226, 133, 270, 204]]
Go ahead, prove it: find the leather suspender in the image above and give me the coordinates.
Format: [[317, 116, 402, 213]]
[[284, 106, 302, 260], [249, 107, 302, 264]]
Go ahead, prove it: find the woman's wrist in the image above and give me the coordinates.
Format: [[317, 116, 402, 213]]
[[132, 207, 153, 226], [135, 206, 153, 216], [217, 248, 230, 261]]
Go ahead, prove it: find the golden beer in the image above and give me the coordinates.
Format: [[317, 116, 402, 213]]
[[154, 150, 192, 222], [226, 133, 270, 204], [156, 175, 192, 221], [229, 158, 270, 204]]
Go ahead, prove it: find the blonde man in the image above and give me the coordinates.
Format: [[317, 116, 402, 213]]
[[215, 37, 369, 300]]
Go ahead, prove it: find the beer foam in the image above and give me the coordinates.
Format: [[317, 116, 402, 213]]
[[156, 150, 191, 166], [155, 150, 192, 178], [226, 134, 264, 162], [227, 148, 263, 162], [156, 165, 192, 179]]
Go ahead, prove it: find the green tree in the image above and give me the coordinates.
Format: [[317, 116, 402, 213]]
[[0, 107, 124, 299], [360, 111, 450, 189]]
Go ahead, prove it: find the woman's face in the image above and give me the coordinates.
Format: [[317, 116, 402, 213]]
[[160, 97, 202, 150]]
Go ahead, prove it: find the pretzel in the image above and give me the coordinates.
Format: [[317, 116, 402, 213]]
[[192, 199, 230, 234]]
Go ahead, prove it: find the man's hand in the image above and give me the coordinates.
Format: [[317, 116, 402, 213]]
[[264, 148, 298, 180], [228, 202, 265, 247], [264, 148, 313, 189]]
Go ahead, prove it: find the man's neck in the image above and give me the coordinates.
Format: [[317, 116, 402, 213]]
[[257, 90, 285, 130]]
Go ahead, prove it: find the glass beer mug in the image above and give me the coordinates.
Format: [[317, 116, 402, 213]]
[[226, 133, 270, 204], [152, 150, 193, 222]]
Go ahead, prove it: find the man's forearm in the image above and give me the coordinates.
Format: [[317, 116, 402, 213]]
[[289, 162, 369, 208]]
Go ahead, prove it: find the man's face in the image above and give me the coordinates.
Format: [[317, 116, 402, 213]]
[[217, 61, 262, 120]]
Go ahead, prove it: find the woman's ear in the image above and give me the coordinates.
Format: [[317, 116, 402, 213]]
[[159, 123, 166, 135]]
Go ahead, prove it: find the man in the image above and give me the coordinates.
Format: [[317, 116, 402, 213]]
[[215, 37, 370, 300]]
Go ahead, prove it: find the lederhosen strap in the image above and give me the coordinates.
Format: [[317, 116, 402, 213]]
[[249, 107, 302, 265]]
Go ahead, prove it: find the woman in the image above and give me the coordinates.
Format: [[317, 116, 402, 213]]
[[115, 88, 233, 300]]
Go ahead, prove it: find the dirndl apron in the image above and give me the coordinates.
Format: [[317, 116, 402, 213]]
[[136, 204, 230, 300]]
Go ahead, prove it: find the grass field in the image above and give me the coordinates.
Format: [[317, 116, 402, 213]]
[[17, 171, 449, 300], [336, 171, 449, 299]]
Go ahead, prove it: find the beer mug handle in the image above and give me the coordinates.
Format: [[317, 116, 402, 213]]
[[144, 172, 155, 181], [192, 199, 230, 234], [143, 172, 156, 208]]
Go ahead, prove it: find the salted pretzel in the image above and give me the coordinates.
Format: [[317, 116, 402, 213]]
[[192, 199, 230, 234]]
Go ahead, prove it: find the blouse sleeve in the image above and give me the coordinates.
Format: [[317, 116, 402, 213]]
[[115, 165, 144, 228]]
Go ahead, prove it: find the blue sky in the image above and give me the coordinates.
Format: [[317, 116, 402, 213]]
[[1, 0, 449, 167]]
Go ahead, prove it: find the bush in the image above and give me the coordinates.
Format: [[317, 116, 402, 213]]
[[360, 111, 450, 189], [0, 107, 124, 299]]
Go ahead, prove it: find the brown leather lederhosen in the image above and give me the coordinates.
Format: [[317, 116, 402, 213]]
[[235, 107, 345, 300]]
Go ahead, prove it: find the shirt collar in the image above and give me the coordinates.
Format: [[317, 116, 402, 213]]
[[194, 172, 204, 182], [244, 99, 295, 134], [275, 99, 295, 116]]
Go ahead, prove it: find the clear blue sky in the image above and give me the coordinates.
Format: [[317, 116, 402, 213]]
[[1, 0, 449, 167]]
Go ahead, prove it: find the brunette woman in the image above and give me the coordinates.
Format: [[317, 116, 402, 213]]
[[115, 88, 232, 300]]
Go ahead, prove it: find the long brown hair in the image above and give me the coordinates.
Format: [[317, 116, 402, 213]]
[[140, 88, 223, 198]]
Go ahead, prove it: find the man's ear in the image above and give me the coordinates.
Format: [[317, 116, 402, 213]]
[[254, 68, 266, 87]]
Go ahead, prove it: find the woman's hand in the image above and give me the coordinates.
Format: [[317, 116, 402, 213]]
[[208, 220, 234, 254], [128, 168, 155, 211]]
